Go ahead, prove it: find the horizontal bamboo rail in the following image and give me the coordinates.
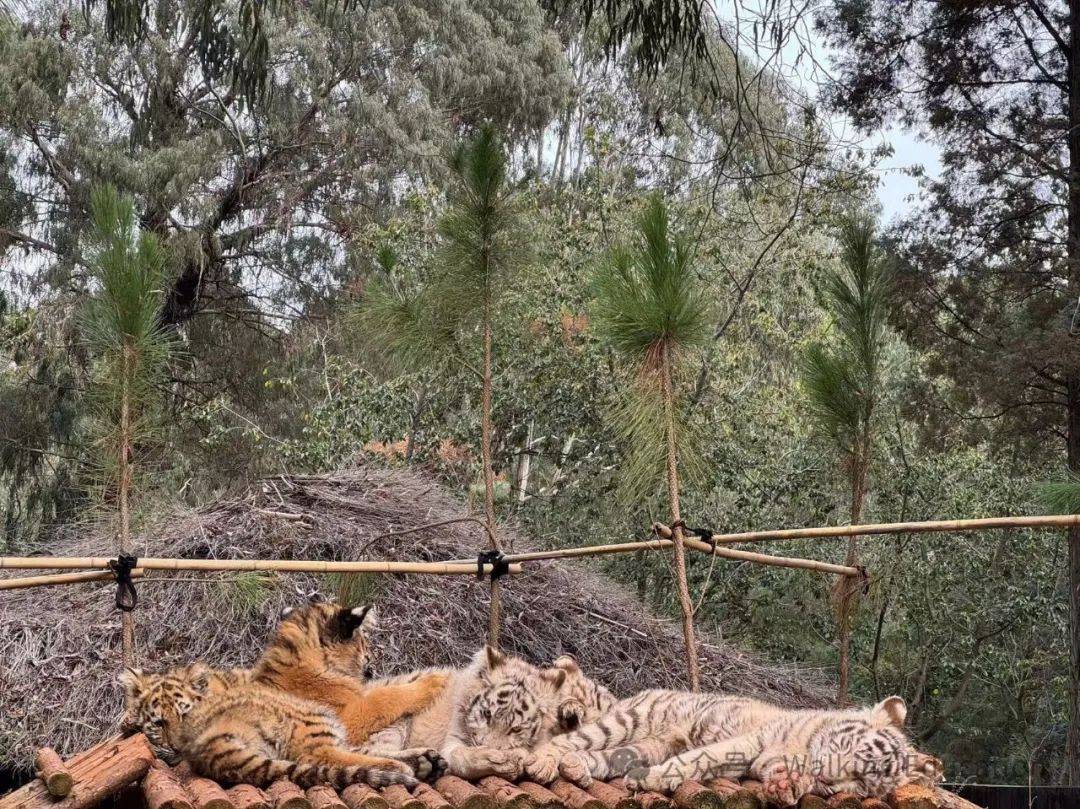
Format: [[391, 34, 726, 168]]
[[651, 523, 861, 576], [452, 533, 861, 576], [0, 557, 522, 576], [0, 569, 146, 591], [702, 514, 1080, 546]]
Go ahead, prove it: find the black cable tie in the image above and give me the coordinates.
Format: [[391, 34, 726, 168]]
[[108, 554, 139, 612], [671, 519, 715, 547], [476, 550, 510, 581]]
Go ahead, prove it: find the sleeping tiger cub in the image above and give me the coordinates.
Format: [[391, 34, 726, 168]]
[[526, 689, 944, 805], [120, 602, 446, 788], [120, 664, 420, 789], [360, 648, 614, 780]]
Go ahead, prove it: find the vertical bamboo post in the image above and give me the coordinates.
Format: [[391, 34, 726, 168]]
[[481, 313, 502, 649], [661, 340, 700, 691], [118, 341, 136, 668]]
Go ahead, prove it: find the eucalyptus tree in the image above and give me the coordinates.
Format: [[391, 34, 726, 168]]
[[356, 126, 530, 648], [83, 184, 170, 666], [592, 194, 711, 689], [801, 217, 892, 705]]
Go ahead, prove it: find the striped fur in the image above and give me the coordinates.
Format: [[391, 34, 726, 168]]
[[526, 689, 944, 805], [120, 664, 419, 789]]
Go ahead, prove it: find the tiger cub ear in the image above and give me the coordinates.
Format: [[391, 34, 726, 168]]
[[338, 605, 376, 638], [118, 667, 144, 697], [279, 605, 296, 620], [872, 695, 907, 727], [540, 667, 567, 689], [551, 654, 580, 674], [477, 645, 505, 670], [186, 663, 212, 694]]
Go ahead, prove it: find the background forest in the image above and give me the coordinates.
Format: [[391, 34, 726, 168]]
[[0, 0, 1074, 789]]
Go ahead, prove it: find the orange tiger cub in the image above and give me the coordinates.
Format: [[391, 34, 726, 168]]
[[120, 664, 420, 789], [251, 602, 448, 749]]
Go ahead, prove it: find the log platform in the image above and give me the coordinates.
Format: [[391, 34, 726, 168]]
[[0, 736, 985, 809]]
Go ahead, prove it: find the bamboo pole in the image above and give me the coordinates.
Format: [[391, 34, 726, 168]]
[[0, 557, 523, 575], [651, 524, 862, 576], [701, 514, 1080, 545], [0, 569, 146, 591]]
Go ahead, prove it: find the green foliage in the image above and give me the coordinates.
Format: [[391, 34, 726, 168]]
[[81, 184, 170, 494], [592, 194, 711, 503], [801, 217, 892, 456], [1037, 476, 1080, 516]]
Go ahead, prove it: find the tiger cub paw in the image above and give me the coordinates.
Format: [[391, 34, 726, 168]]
[[558, 753, 593, 787], [398, 749, 446, 782], [363, 764, 419, 790], [524, 749, 561, 784], [758, 759, 814, 807], [557, 699, 588, 731], [623, 766, 680, 794]]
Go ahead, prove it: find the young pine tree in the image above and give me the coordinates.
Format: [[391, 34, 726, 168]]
[[82, 185, 170, 667], [355, 126, 528, 647], [592, 194, 711, 690], [801, 216, 892, 705]]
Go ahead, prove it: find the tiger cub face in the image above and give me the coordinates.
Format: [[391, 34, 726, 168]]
[[812, 697, 944, 797], [269, 601, 379, 681], [545, 655, 616, 732], [119, 663, 232, 764], [461, 646, 568, 750]]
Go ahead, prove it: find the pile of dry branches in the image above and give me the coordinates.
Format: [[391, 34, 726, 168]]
[[0, 465, 827, 770]]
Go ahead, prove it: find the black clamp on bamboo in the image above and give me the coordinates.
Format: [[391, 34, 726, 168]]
[[672, 519, 715, 548], [108, 554, 139, 612], [477, 550, 510, 581]]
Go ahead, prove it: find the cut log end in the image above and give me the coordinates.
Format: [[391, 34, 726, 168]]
[[434, 776, 496, 809], [585, 781, 640, 809], [827, 793, 863, 809], [266, 781, 311, 809], [34, 749, 72, 799], [476, 778, 532, 809], [798, 796, 830, 809], [515, 782, 563, 809], [341, 785, 390, 809], [379, 785, 422, 809], [412, 784, 452, 809], [227, 784, 271, 809], [143, 762, 195, 809], [670, 782, 723, 809], [548, 780, 604, 809], [888, 785, 939, 809]]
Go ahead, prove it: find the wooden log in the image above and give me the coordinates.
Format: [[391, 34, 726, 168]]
[[702, 782, 739, 799], [548, 781, 604, 809], [826, 794, 862, 809], [634, 793, 671, 809], [413, 785, 452, 809], [181, 774, 233, 809], [929, 790, 981, 809], [861, 799, 890, 809], [34, 748, 73, 798], [515, 783, 562, 809], [476, 778, 533, 809], [718, 781, 763, 809], [143, 762, 195, 809], [341, 786, 389, 809], [799, 796, 830, 809], [0, 734, 155, 809], [584, 781, 639, 809], [267, 782, 311, 809], [888, 786, 938, 809], [669, 783, 721, 809], [228, 785, 271, 809], [379, 786, 422, 809], [307, 787, 348, 809], [434, 777, 496, 809]]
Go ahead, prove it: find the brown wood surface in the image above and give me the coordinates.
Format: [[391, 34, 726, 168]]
[[143, 762, 194, 809], [0, 735, 154, 809], [34, 748, 73, 798], [515, 783, 563, 809], [180, 773, 233, 809], [434, 777, 496, 809], [718, 781, 763, 809], [413, 785, 453, 809], [266, 782, 310, 809], [888, 785, 939, 809], [476, 778, 533, 809], [826, 793, 862, 809], [634, 792, 672, 809], [798, 796, 830, 809], [341, 785, 389, 809], [379, 786, 421, 809], [547, 781, 603, 809], [227, 785, 270, 809], [861, 799, 890, 809], [669, 783, 722, 809], [584, 781, 639, 809]]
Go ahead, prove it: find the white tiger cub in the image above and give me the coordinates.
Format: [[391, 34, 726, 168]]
[[361, 648, 611, 780], [526, 689, 944, 805]]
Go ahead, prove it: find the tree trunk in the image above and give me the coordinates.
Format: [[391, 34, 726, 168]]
[[660, 340, 701, 691], [119, 342, 136, 668], [514, 420, 533, 505], [481, 316, 502, 648], [404, 383, 428, 463], [1066, 0, 1080, 783], [836, 431, 868, 706]]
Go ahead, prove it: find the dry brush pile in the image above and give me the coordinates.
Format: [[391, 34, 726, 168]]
[[0, 465, 828, 769]]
